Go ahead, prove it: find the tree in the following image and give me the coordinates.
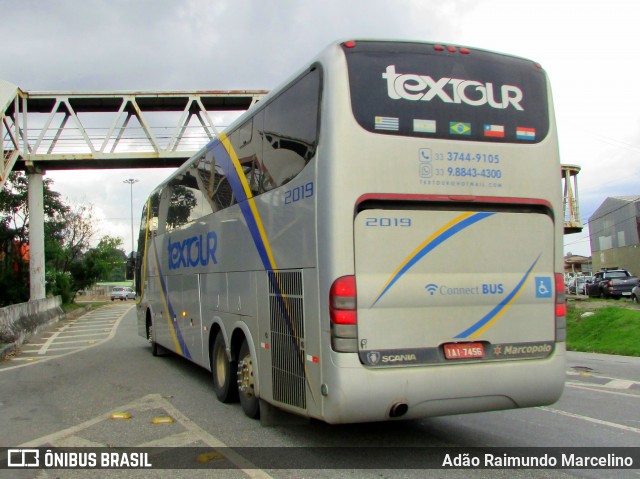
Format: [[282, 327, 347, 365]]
[[0, 172, 125, 305], [0, 172, 69, 305], [69, 236, 127, 291], [46, 203, 96, 273]]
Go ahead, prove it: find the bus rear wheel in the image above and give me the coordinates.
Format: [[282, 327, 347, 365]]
[[211, 333, 238, 403], [237, 339, 260, 419], [147, 316, 160, 357]]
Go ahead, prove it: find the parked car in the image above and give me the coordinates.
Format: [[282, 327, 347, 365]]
[[586, 269, 638, 299], [110, 286, 136, 301], [567, 276, 592, 295]]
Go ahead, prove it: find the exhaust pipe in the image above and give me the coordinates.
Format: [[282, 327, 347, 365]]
[[389, 402, 409, 418]]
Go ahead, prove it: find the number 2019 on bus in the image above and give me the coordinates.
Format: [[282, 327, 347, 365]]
[[284, 182, 314, 204]]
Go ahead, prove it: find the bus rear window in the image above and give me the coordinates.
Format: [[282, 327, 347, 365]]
[[342, 41, 549, 143]]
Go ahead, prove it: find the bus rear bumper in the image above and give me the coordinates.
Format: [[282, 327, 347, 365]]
[[320, 343, 566, 424]]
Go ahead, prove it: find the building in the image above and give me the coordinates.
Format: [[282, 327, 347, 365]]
[[564, 254, 592, 276], [589, 196, 640, 274]]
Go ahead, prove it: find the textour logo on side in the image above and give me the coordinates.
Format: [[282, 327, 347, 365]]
[[382, 65, 524, 110]]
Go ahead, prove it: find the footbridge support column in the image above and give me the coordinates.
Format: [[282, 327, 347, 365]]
[[27, 170, 46, 300]]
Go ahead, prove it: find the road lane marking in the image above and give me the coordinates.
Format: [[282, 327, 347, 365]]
[[605, 379, 635, 389], [566, 382, 640, 399], [18, 393, 273, 478], [567, 371, 640, 389], [0, 305, 132, 372], [540, 406, 640, 434]]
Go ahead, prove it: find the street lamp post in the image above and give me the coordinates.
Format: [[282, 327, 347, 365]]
[[123, 178, 139, 256]]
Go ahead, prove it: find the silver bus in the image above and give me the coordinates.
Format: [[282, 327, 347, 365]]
[[136, 40, 566, 424]]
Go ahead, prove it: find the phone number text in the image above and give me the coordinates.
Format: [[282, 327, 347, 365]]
[[433, 152, 501, 163]]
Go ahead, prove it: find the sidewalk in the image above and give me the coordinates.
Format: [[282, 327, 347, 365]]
[[0, 303, 95, 361]]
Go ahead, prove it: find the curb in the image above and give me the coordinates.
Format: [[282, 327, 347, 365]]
[[0, 342, 16, 361]]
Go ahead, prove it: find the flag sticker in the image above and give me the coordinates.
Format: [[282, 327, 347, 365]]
[[375, 116, 399, 131], [413, 119, 436, 133], [450, 122, 471, 135], [516, 127, 536, 140], [484, 124, 505, 138]]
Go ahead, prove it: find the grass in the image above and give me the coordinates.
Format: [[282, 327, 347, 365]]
[[62, 301, 105, 314], [566, 303, 640, 356], [97, 281, 134, 287]]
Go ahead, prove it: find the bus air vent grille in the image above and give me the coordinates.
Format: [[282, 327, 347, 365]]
[[268, 270, 306, 409]]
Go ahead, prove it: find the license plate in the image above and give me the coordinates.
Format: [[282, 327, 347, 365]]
[[622, 292, 631, 296], [443, 342, 485, 360]]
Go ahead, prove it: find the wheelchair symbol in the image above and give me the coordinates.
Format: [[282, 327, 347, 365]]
[[535, 277, 552, 298]]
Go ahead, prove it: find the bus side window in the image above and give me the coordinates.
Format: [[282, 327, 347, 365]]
[[140, 191, 160, 239], [165, 167, 214, 231], [226, 116, 268, 198], [135, 190, 160, 295], [195, 152, 217, 212], [260, 67, 320, 190], [211, 168, 235, 210], [199, 146, 238, 212]]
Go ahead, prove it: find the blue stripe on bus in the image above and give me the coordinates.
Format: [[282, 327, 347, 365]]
[[373, 212, 495, 306], [152, 235, 191, 359], [454, 255, 540, 339], [208, 136, 315, 402]]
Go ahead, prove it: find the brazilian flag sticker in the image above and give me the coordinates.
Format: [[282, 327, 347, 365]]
[[449, 122, 471, 135]]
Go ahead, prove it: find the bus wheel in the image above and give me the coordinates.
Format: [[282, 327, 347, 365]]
[[211, 334, 238, 403], [237, 339, 260, 419], [147, 316, 160, 357]]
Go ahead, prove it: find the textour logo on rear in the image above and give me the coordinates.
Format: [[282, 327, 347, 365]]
[[382, 65, 524, 111]]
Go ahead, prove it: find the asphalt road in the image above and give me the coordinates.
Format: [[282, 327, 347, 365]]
[[0, 304, 638, 479]]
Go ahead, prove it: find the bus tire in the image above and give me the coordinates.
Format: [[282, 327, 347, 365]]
[[211, 333, 238, 403], [147, 316, 161, 357], [237, 339, 260, 419]]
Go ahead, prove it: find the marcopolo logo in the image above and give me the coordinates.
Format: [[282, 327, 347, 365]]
[[493, 342, 553, 358], [382, 65, 524, 111], [168, 231, 218, 270]]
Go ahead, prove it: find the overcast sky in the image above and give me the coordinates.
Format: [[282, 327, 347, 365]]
[[3, 0, 639, 257]]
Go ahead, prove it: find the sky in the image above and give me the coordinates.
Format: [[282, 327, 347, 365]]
[[2, 0, 639, 257]]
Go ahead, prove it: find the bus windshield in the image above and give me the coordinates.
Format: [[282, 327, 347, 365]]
[[343, 41, 549, 143]]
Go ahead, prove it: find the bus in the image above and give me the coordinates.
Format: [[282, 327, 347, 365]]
[[135, 39, 566, 424]]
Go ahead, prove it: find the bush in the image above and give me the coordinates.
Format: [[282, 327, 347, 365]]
[[46, 270, 75, 304]]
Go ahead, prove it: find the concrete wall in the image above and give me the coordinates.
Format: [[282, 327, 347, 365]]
[[592, 244, 640, 276], [0, 296, 64, 348]]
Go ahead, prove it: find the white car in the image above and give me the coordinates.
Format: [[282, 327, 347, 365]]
[[110, 286, 136, 301]]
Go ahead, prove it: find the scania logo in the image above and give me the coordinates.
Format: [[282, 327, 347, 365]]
[[367, 351, 381, 365], [382, 353, 417, 363], [382, 65, 524, 111]]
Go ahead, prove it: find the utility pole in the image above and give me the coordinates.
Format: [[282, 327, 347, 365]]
[[123, 178, 139, 256]]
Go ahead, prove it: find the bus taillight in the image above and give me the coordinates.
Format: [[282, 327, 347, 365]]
[[555, 273, 567, 342], [330, 275, 356, 324], [330, 276, 358, 352], [434, 45, 470, 54]]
